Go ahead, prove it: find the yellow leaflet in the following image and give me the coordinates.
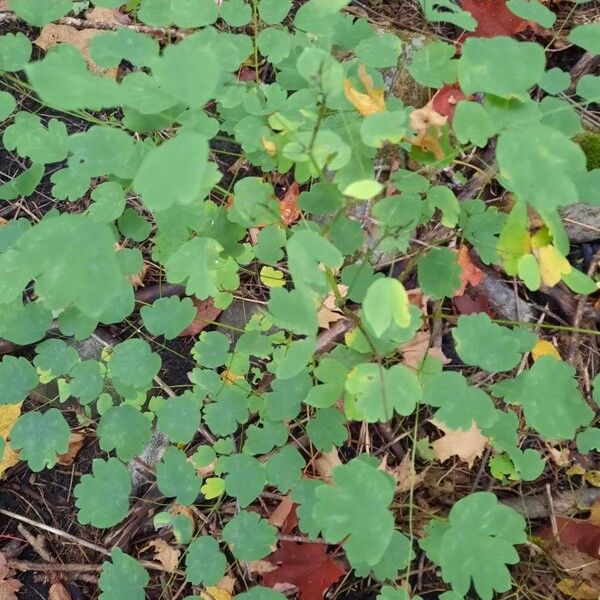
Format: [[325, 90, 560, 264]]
[[261, 137, 277, 157], [343, 64, 385, 116], [532, 339, 561, 361], [201, 587, 232, 600], [534, 245, 571, 287], [260, 266, 286, 288], [0, 403, 22, 478]]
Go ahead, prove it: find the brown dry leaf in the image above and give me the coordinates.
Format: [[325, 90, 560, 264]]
[[386, 453, 427, 493], [558, 578, 600, 600], [409, 100, 447, 160], [455, 246, 484, 296], [179, 297, 223, 336], [399, 330, 431, 369], [0, 1, 9, 9], [0, 553, 22, 600], [546, 443, 570, 467], [279, 182, 301, 226], [129, 261, 148, 289], [269, 495, 295, 529], [34, 24, 117, 77], [248, 560, 278, 575], [431, 419, 489, 468], [0, 404, 21, 479], [315, 448, 342, 481], [86, 6, 120, 24], [318, 284, 348, 329], [48, 582, 72, 600], [57, 432, 85, 466], [343, 64, 385, 116], [552, 544, 600, 592], [143, 539, 180, 573]]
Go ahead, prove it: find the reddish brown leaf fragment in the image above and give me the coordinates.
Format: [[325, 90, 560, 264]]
[[432, 84, 467, 121], [262, 541, 347, 600], [461, 0, 534, 37], [178, 297, 223, 337], [280, 182, 301, 226]]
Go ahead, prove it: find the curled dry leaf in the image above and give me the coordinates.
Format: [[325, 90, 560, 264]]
[[0, 553, 22, 600], [409, 101, 447, 160], [280, 182, 301, 226], [48, 582, 72, 600], [430, 419, 489, 469], [142, 539, 180, 573], [179, 297, 223, 336], [343, 64, 385, 116], [455, 246, 484, 297], [315, 448, 342, 482], [0, 403, 21, 479], [57, 432, 85, 466]]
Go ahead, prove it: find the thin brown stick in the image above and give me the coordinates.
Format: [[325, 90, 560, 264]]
[[8, 560, 102, 574]]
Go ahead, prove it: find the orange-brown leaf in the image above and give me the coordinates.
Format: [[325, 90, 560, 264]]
[[178, 297, 223, 337], [280, 182, 301, 225], [455, 246, 485, 296]]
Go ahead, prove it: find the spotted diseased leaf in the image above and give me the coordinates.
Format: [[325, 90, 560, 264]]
[[420, 492, 526, 600], [262, 541, 347, 600]]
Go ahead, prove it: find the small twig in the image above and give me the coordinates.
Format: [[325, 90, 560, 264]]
[[8, 560, 102, 574], [545, 484, 559, 538], [17, 525, 53, 563]]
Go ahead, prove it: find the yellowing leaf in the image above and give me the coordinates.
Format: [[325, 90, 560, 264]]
[[534, 245, 572, 287], [557, 578, 600, 600], [585, 470, 600, 487], [261, 136, 277, 157], [200, 477, 225, 499], [260, 265, 286, 288], [409, 100, 448, 159], [566, 464, 586, 477], [431, 419, 489, 469], [0, 404, 21, 479], [343, 64, 385, 116], [201, 586, 232, 600], [532, 339, 561, 361]]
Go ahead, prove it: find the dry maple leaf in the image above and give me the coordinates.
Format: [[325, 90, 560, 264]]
[[430, 419, 489, 468], [461, 0, 535, 37], [280, 182, 301, 226], [57, 432, 85, 466], [142, 539, 180, 573], [432, 84, 467, 121], [409, 101, 447, 160], [343, 64, 385, 116], [262, 541, 347, 600], [179, 297, 223, 336], [0, 553, 22, 600], [455, 245, 485, 296]]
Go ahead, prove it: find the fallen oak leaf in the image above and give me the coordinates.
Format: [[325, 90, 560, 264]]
[[430, 419, 489, 468], [262, 540, 347, 600], [343, 64, 385, 116]]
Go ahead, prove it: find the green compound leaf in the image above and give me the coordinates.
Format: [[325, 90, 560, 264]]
[[69, 360, 104, 405], [203, 388, 249, 436], [154, 511, 194, 544], [267, 288, 318, 337], [306, 408, 348, 451], [109, 339, 161, 394], [313, 457, 395, 567], [354, 530, 414, 581], [417, 247, 462, 299], [458, 37, 545, 99], [408, 41, 457, 88], [420, 492, 526, 600], [492, 356, 593, 440], [88, 182, 126, 224], [377, 587, 419, 600], [222, 454, 266, 507], [569, 23, 600, 54], [258, 0, 292, 24], [0, 32, 32, 71], [193, 331, 230, 368], [185, 536, 227, 586], [236, 588, 287, 600], [355, 32, 403, 68], [220, 0, 252, 26], [99, 548, 149, 600], [222, 510, 277, 561], [133, 134, 210, 211], [155, 393, 201, 444], [345, 363, 421, 423], [33, 339, 79, 379], [507, 0, 556, 28], [0, 356, 38, 405], [141, 296, 196, 340], [139, 0, 218, 27], [418, 0, 476, 30], [497, 124, 586, 210], [243, 420, 288, 455], [265, 445, 305, 492], [9, 409, 70, 472], [156, 447, 201, 505], [360, 110, 408, 148], [424, 371, 496, 430], [9, 0, 71, 26], [452, 313, 536, 372], [539, 67, 570, 95], [453, 101, 497, 148], [362, 277, 411, 337], [89, 29, 159, 68], [97, 404, 153, 461], [75, 458, 131, 528], [577, 428, 600, 453]]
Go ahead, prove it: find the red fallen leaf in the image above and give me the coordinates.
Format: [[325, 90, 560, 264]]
[[455, 245, 485, 296], [432, 84, 467, 121], [453, 288, 495, 317], [461, 0, 535, 37], [280, 182, 301, 226], [269, 496, 299, 535], [539, 516, 600, 559], [262, 541, 347, 600], [178, 297, 223, 337]]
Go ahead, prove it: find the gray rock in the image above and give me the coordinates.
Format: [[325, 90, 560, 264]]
[[562, 204, 600, 242], [217, 297, 264, 343]]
